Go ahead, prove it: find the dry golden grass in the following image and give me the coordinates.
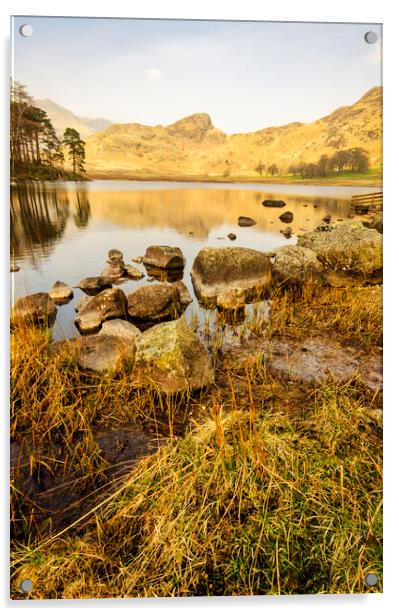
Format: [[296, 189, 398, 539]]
[[10, 283, 383, 598]]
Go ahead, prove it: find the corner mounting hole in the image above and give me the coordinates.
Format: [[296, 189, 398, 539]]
[[19, 24, 33, 38], [364, 572, 379, 587], [364, 31, 378, 44], [20, 579, 33, 593]]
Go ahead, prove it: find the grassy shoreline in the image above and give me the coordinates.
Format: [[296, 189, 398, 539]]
[[85, 168, 382, 187], [10, 283, 382, 598]]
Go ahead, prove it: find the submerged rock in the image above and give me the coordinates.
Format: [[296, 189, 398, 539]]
[[75, 288, 128, 334], [124, 264, 144, 280], [272, 245, 324, 286], [238, 216, 256, 227], [12, 292, 57, 328], [101, 263, 126, 280], [279, 211, 294, 223], [127, 283, 183, 325], [134, 318, 214, 393], [75, 277, 112, 295], [297, 221, 383, 286], [49, 281, 74, 303], [322, 214, 331, 223], [143, 245, 185, 270], [262, 199, 286, 208], [191, 247, 272, 308], [99, 319, 141, 344], [76, 334, 135, 374], [227, 232, 237, 241]]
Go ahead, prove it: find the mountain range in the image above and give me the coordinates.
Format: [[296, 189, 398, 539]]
[[38, 87, 382, 180]]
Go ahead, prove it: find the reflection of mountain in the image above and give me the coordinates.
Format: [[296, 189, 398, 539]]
[[11, 183, 92, 264], [84, 187, 351, 238]]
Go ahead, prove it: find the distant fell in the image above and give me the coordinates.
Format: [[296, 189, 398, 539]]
[[34, 98, 113, 139], [83, 86, 382, 179]]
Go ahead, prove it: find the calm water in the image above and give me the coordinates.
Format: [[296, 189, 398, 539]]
[[11, 180, 379, 340]]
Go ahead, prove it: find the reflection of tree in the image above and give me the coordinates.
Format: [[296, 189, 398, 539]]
[[73, 189, 91, 228], [10, 182, 70, 266]]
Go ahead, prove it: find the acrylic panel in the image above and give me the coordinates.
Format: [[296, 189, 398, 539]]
[[10, 16, 382, 599]]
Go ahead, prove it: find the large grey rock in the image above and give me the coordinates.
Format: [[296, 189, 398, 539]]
[[76, 334, 135, 374], [297, 221, 382, 286], [75, 288, 128, 333], [272, 245, 324, 286], [127, 283, 182, 325], [99, 319, 141, 344], [191, 247, 272, 308], [134, 318, 214, 393], [143, 245, 185, 270], [12, 292, 57, 328], [75, 277, 112, 295], [49, 281, 73, 303]]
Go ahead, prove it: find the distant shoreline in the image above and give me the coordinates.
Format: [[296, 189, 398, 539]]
[[84, 172, 382, 188]]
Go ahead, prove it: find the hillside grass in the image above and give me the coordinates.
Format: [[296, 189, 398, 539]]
[[10, 284, 383, 598]]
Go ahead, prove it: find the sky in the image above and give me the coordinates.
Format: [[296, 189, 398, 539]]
[[11, 17, 382, 134]]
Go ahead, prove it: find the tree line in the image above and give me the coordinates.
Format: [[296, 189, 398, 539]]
[[10, 81, 86, 180], [254, 147, 370, 179], [288, 148, 370, 179]]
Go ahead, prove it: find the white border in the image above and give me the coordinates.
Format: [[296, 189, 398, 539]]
[[1, 1, 398, 615]]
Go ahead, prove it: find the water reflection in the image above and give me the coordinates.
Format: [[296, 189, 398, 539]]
[[10, 180, 374, 340], [10, 182, 69, 264]]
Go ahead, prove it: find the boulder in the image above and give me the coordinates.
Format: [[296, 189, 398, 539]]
[[99, 319, 141, 344], [49, 281, 73, 303], [143, 245, 185, 270], [12, 292, 57, 328], [281, 226, 293, 238], [171, 280, 193, 307], [191, 247, 272, 308], [76, 334, 135, 374], [272, 245, 324, 286], [216, 288, 246, 309], [74, 288, 128, 333], [227, 233, 237, 241], [238, 216, 256, 227], [101, 263, 126, 280], [363, 215, 383, 234], [262, 199, 286, 208], [108, 248, 124, 262], [134, 318, 214, 393], [75, 277, 112, 295], [127, 283, 183, 325], [75, 295, 91, 313], [144, 264, 183, 282], [125, 264, 144, 280], [297, 221, 383, 286], [279, 211, 294, 223]]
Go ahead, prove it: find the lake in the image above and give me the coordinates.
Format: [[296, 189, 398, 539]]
[[10, 180, 379, 340]]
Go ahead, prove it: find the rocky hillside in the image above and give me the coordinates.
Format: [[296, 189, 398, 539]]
[[85, 86, 382, 179], [35, 99, 113, 139]]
